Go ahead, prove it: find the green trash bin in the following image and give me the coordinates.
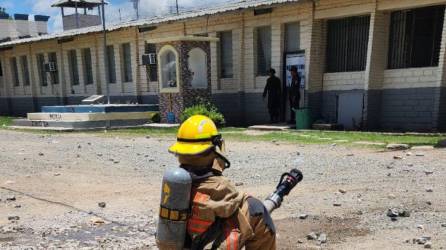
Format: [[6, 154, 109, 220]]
[[294, 108, 312, 130]]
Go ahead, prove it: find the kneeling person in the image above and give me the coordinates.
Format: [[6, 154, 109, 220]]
[[166, 115, 276, 250]]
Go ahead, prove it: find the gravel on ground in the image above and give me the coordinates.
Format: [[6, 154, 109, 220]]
[[0, 130, 445, 249]]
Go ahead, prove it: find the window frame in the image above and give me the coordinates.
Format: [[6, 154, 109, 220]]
[[36, 53, 47, 87], [10, 57, 20, 87], [106, 45, 117, 84], [121, 43, 133, 83], [325, 15, 371, 73], [387, 5, 445, 69], [81, 48, 94, 85], [218, 30, 234, 79], [255, 26, 272, 77], [48, 52, 59, 85], [0, 59, 3, 77], [145, 43, 158, 82], [67, 49, 80, 86], [19, 55, 30, 86], [284, 22, 301, 53], [158, 45, 180, 93]]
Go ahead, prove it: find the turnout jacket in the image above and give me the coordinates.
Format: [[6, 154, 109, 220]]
[[187, 158, 255, 247]]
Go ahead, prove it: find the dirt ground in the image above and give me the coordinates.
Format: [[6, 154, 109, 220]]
[[0, 130, 445, 249]]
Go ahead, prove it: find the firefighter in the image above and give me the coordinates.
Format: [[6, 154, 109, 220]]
[[168, 115, 276, 250]]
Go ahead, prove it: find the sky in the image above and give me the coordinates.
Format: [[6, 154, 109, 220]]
[[0, 0, 236, 33]]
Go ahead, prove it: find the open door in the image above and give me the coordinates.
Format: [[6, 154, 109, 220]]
[[283, 51, 306, 122]]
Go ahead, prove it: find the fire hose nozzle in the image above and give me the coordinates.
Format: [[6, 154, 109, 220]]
[[263, 169, 303, 214]]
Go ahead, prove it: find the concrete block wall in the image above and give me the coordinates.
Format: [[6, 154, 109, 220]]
[[383, 68, 440, 89], [381, 87, 439, 131], [323, 72, 366, 91], [438, 87, 446, 130], [362, 10, 390, 130], [306, 13, 326, 119]]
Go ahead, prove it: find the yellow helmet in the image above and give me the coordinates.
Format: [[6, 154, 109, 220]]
[[169, 115, 222, 156]]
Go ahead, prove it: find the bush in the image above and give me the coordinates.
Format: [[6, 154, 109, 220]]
[[180, 101, 226, 127], [151, 112, 161, 123]]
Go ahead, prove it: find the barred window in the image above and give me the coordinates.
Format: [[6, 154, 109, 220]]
[[20, 56, 30, 86], [36, 54, 47, 86], [82, 48, 93, 85], [48, 52, 59, 85], [106, 45, 116, 84], [256, 26, 272, 76], [219, 31, 233, 78], [10, 57, 19, 87], [121, 43, 133, 82], [388, 5, 445, 69], [145, 43, 157, 82], [285, 22, 300, 52], [68, 50, 79, 86], [326, 15, 370, 73]]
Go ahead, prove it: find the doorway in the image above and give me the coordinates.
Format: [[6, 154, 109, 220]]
[[282, 51, 306, 122]]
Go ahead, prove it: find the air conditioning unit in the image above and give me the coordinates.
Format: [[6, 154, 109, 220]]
[[142, 53, 156, 65], [44, 62, 57, 72]]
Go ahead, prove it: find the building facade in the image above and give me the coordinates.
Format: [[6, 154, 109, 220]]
[[0, 0, 446, 131], [0, 13, 49, 42]]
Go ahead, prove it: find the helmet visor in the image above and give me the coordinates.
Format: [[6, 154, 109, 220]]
[[168, 141, 214, 156]]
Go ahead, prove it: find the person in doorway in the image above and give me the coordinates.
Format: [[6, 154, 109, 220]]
[[167, 115, 276, 250], [288, 66, 301, 123], [263, 68, 282, 123]]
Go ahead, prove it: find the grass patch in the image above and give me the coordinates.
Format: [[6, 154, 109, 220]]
[[104, 126, 445, 148], [88, 126, 246, 138], [222, 130, 444, 147], [90, 127, 178, 137], [1, 115, 443, 148], [0, 116, 13, 127]]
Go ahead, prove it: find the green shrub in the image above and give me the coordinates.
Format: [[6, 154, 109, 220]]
[[180, 101, 226, 127], [151, 112, 161, 123]]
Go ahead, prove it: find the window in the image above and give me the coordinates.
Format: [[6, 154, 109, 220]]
[[48, 52, 59, 85], [36, 53, 47, 86], [188, 48, 207, 89], [106, 45, 116, 84], [388, 5, 445, 69], [68, 50, 79, 86], [219, 31, 233, 78], [159, 46, 178, 90], [285, 22, 300, 52], [20, 56, 30, 86], [121, 43, 133, 82], [10, 57, 19, 87], [326, 15, 370, 73], [145, 43, 157, 82], [82, 48, 93, 85], [0, 60, 3, 77], [256, 26, 272, 76]]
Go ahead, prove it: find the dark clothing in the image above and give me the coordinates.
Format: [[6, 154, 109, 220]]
[[263, 76, 282, 123], [288, 75, 301, 121]]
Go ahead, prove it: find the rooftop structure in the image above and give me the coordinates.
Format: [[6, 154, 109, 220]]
[[0, 12, 49, 43], [51, 0, 108, 30]]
